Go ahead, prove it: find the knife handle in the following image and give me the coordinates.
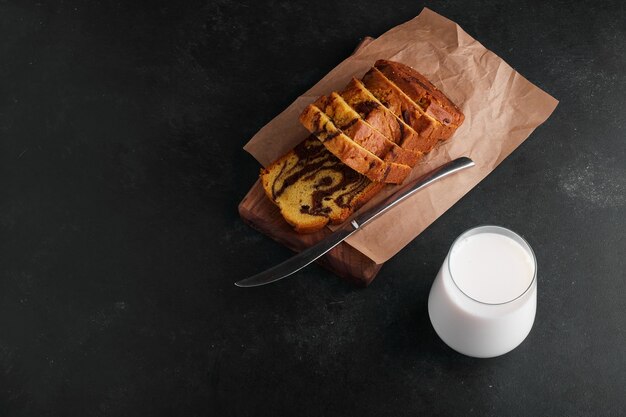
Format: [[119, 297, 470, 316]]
[[352, 157, 475, 228], [235, 156, 474, 288]]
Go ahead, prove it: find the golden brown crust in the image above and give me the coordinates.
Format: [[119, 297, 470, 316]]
[[315, 93, 422, 167], [361, 67, 448, 150], [341, 78, 410, 145], [340, 78, 427, 155], [375, 60, 465, 128], [299, 104, 411, 184], [258, 60, 464, 233], [314, 94, 393, 158]]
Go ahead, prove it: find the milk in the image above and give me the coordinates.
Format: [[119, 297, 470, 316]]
[[449, 232, 535, 304], [428, 226, 537, 358]]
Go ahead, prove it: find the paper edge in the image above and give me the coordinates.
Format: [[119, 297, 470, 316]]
[[241, 7, 561, 265]]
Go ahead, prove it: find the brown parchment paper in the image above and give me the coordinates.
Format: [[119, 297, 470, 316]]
[[243, 8, 559, 264]]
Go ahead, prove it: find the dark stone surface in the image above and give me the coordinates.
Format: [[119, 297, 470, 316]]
[[1, 0, 624, 415]]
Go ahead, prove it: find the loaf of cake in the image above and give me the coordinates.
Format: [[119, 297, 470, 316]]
[[260, 60, 464, 233]]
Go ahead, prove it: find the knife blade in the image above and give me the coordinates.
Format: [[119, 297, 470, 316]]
[[236, 156, 475, 288]]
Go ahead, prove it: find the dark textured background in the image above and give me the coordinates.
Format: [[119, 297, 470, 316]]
[[1, 0, 625, 416]]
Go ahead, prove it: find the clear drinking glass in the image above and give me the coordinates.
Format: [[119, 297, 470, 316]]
[[428, 225, 537, 358]]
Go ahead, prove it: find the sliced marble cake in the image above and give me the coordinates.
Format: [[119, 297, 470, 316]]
[[299, 103, 411, 184], [260, 136, 384, 233], [259, 60, 465, 233], [313, 92, 422, 167]]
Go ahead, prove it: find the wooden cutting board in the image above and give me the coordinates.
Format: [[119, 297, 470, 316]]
[[238, 37, 382, 287], [238, 180, 381, 287]]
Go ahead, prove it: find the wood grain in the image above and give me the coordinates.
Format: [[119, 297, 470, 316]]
[[238, 37, 382, 287], [238, 180, 382, 287]]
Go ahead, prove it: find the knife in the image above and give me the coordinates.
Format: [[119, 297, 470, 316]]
[[236, 156, 475, 287]]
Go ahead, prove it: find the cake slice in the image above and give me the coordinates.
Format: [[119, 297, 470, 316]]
[[260, 136, 384, 233], [340, 77, 427, 154], [258, 60, 464, 233], [299, 104, 411, 184], [374, 60, 465, 128], [314, 93, 422, 167], [361, 67, 445, 151]]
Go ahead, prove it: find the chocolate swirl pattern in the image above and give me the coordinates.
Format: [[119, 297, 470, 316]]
[[259, 60, 464, 233], [261, 137, 383, 232]]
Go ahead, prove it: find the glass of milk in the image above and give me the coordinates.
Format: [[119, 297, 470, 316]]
[[428, 225, 537, 358]]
